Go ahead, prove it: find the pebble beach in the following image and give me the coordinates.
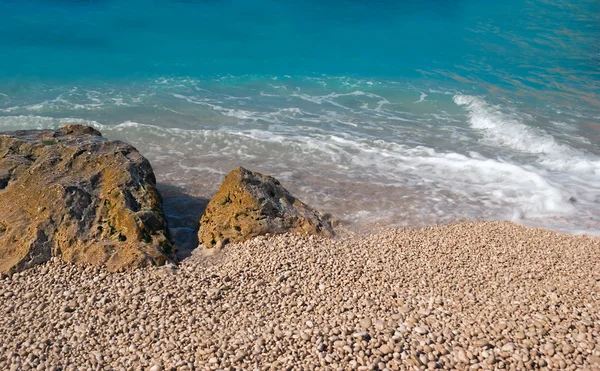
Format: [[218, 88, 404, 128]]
[[2, 0, 600, 370], [1, 221, 599, 370]]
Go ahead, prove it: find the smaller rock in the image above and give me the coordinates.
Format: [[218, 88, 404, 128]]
[[514, 331, 525, 340], [353, 332, 370, 339], [501, 343, 515, 352], [473, 339, 489, 347], [414, 326, 428, 334], [562, 344, 574, 354], [198, 167, 334, 248], [456, 350, 469, 363], [360, 318, 372, 329], [380, 344, 393, 355]]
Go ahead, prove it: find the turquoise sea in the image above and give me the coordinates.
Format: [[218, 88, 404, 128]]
[[1, 0, 599, 240]]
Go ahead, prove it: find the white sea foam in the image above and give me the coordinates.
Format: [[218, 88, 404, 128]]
[[0, 90, 145, 113], [414, 92, 427, 103], [0, 115, 101, 130], [2, 80, 598, 234], [0, 114, 565, 224], [454, 94, 563, 154], [267, 84, 288, 90], [453, 94, 600, 174], [291, 90, 390, 111], [92, 120, 576, 223]]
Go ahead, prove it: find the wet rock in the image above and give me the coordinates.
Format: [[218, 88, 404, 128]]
[[198, 166, 334, 247], [0, 125, 174, 274]]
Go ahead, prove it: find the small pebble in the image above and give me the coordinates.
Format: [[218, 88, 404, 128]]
[[360, 318, 372, 329]]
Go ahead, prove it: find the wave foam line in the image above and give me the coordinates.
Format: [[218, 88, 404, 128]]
[[454, 94, 600, 174]]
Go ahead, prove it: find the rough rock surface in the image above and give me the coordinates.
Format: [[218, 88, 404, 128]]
[[0, 125, 174, 274], [198, 166, 334, 248], [0, 222, 599, 370]]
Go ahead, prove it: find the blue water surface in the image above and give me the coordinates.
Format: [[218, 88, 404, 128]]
[[0, 0, 596, 86], [0, 0, 599, 234]]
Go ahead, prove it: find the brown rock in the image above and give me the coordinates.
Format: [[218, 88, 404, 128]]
[[0, 125, 174, 274], [198, 167, 334, 247]]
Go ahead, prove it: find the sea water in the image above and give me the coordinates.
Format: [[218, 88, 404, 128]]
[[1, 0, 599, 240]]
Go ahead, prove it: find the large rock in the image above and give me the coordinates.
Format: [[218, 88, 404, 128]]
[[0, 125, 174, 274], [198, 167, 334, 248]]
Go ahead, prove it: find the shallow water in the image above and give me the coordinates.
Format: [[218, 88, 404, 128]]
[[1, 0, 599, 236]]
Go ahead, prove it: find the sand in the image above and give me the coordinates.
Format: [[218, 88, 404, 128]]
[[0, 221, 599, 370]]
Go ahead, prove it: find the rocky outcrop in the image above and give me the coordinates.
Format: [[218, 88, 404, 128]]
[[0, 125, 174, 274], [198, 167, 334, 248]]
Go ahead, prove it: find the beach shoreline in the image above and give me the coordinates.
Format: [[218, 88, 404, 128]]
[[2, 0, 600, 368]]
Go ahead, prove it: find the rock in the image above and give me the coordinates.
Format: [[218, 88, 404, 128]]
[[198, 167, 334, 248], [562, 344, 575, 353], [380, 344, 393, 355], [456, 350, 469, 363], [473, 339, 489, 347], [399, 305, 412, 313], [414, 326, 428, 334], [0, 125, 174, 274], [501, 343, 515, 352], [409, 355, 423, 366], [514, 331, 525, 340], [353, 332, 369, 339], [542, 343, 555, 351], [360, 318, 372, 329]]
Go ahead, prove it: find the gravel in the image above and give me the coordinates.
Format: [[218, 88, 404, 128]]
[[0, 221, 599, 370]]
